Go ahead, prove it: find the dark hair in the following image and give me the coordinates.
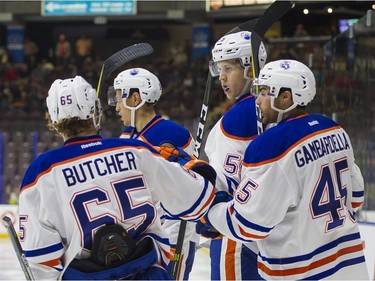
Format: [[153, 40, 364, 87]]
[[279, 87, 307, 109], [279, 87, 292, 95]]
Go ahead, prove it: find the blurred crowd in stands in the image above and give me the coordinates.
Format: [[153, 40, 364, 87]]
[[0, 34, 228, 204], [1, 27, 374, 207], [0, 34, 222, 127]]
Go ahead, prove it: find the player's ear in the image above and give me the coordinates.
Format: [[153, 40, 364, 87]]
[[246, 66, 253, 78], [131, 91, 142, 106], [280, 89, 293, 106]]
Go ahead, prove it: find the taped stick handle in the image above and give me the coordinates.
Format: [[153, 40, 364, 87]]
[[2, 216, 34, 280]]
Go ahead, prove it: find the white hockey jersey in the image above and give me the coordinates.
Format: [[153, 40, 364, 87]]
[[204, 93, 260, 279], [18, 135, 214, 280], [119, 114, 198, 280], [208, 113, 369, 280], [205, 93, 258, 194]]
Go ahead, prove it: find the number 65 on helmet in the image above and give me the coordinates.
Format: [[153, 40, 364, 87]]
[[46, 75, 102, 129]]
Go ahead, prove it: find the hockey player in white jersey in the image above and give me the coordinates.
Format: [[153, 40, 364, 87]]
[[108, 67, 198, 280], [18, 76, 216, 280], [205, 59, 369, 280], [201, 31, 267, 280]]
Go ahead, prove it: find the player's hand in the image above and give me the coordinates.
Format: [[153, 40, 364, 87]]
[[196, 217, 222, 239], [196, 191, 233, 239], [155, 145, 194, 165], [154, 144, 217, 186]]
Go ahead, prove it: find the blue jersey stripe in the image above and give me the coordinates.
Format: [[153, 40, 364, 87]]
[[226, 207, 251, 242], [224, 175, 238, 195], [233, 205, 273, 233], [24, 242, 64, 257], [352, 190, 364, 197], [259, 232, 361, 264], [304, 256, 366, 280]]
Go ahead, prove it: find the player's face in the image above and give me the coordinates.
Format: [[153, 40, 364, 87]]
[[115, 90, 131, 126], [255, 86, 278, 125], [217, 60, 247, 99]]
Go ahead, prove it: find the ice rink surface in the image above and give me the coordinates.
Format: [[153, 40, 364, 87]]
[[0, 238, 210, 280]]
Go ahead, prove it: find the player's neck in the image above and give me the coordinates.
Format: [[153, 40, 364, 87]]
[[62, 127, 98, 142], [135, 110, 156, 132]]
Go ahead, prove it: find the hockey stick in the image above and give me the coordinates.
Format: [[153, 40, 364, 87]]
[[192, 72, 213, 158], [2, 216, 34, 280], [169, 72, 213, 279], [96, 43, 153, 98], [248, 1, 295, 134], [171, 1, 295, 279], [193, 0, 295, 155]]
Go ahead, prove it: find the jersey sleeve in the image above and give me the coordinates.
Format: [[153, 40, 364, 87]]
[[343, 130, 364, 213], [350, 162, 364, 213], [19, 163, 65, 280], [141, 149, 215, 221], [208, 160, 298, 243]]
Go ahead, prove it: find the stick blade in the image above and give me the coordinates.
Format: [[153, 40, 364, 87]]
[[104, 43, 153, 76], [254, 0, 295, 37], [231, 0, 295, 38], [97, 43, 154, 97]]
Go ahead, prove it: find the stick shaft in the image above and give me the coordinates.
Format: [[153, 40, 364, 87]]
[[171, 2, 295, 278], [2, 216, 34, 280]]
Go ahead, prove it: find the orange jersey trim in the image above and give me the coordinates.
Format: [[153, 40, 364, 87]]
[[258, 243, 364, 277], [181, 190, 215, 220], [40, 258, 61, 267], [351, 202, 362, 208], [225, 239, 237, 280]]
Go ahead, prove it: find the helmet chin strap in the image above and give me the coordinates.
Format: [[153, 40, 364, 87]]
[[270, 98, 298, 123], [236, 67, 252, 99], [93, 99, 102, 132], [122, 98, 146, 128]]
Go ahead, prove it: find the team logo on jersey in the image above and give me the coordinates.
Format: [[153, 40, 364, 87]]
[[241, 31, 251, 40], [130, 69, 139, 76], [280, 61, 291, 70]]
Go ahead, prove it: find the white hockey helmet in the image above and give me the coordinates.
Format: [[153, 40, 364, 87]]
[[112, 68, 162, 105], [112, 68, 162, 127], [46, 76, 101, 128], [254, 59, 316, 106], [252, 59, 316, 122], [209, 31, 267, 77]]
